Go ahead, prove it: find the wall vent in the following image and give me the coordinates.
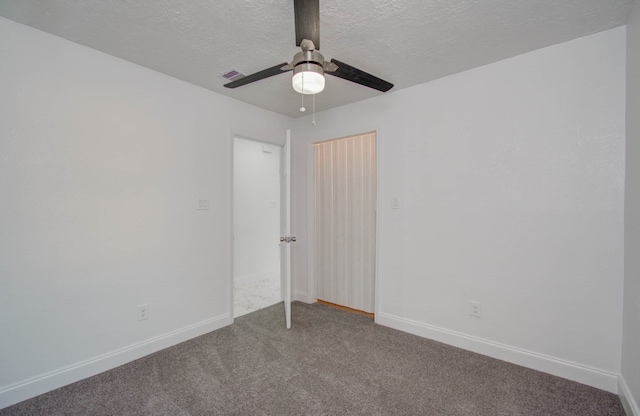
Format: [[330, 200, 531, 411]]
[[220, 69, 245, 81]]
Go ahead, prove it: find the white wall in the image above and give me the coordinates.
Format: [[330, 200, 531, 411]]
[[0, 17, 289, 408], [233, 138, 281, 283], [292, 27, 626, 392], [622, 2, 640, 415]]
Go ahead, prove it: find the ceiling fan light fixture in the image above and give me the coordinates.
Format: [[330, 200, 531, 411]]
[[292, 63, 325, 94]]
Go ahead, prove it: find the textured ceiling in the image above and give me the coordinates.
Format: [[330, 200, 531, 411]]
[[0, 0, 635, 118]]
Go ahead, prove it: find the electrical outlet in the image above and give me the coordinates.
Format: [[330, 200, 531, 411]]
[[470, 301, 482, 318], [137, 304, 149, 321]]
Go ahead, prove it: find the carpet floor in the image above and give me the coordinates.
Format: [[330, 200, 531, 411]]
[[1, 302, 625, 415]]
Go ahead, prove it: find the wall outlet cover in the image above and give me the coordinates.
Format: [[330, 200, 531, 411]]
[[137, 304, 149, 321], [470, 301, 482, 318]]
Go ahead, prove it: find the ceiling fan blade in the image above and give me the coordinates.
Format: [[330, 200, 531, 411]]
[[294, 0, 320, 50], [327, 59, 394, 92], [223, 63, 291, 89]]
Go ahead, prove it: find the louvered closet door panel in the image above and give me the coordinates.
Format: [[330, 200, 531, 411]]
[[314, 133, 376, 313]]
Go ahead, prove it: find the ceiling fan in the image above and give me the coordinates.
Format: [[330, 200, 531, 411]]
[[223, 0, 394, 95]]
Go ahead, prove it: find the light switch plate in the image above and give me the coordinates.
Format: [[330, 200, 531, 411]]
[[196, 198, 209, 210]]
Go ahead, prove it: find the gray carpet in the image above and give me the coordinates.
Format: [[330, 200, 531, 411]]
[[1, 302, 625, 415]]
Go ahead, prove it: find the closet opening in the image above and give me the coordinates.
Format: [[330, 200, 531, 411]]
[[312, 132, 377, 316]]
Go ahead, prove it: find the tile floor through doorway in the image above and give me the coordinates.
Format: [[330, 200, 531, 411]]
[[234, 276, 281, 318]]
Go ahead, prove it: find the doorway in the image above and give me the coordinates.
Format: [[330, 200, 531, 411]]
[[233, 137, 282, 317], [313, 132, 377, 314]]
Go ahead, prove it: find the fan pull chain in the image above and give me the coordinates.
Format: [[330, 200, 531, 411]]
[[300, 94, 306, 112], [312, 93, 316, 126]]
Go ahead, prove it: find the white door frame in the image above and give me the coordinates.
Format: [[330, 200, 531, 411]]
[[305, 129, 383, 319]]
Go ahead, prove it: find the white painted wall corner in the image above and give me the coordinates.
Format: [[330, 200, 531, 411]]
[[619, 375, 640, 416]]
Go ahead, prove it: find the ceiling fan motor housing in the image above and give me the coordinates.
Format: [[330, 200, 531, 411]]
[[292, 49, 324, 69]]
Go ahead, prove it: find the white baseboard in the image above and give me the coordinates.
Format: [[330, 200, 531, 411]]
[[293, 290, 310, 303], [0, 313, 232, 410], [619, 375, 640, 416], [376, 312, 619, 393]]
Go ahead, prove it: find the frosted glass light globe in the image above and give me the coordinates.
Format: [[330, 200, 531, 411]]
[[292, 64, 325, 94]]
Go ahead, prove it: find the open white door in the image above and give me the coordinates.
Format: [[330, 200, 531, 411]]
[[280, 131, 292, 329]]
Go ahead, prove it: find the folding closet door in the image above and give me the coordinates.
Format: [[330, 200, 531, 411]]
[[314, 132, 376, 313]]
